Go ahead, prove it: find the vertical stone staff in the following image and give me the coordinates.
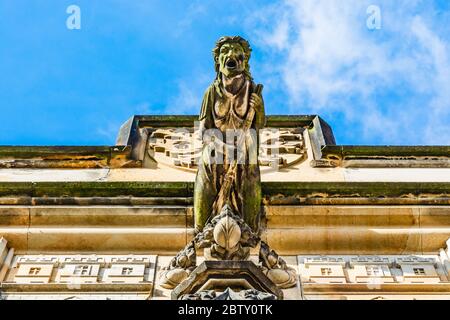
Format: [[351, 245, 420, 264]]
[[211, 84, 263, 217]]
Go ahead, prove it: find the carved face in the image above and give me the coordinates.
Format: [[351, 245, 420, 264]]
[[217, 42, 246, 77]]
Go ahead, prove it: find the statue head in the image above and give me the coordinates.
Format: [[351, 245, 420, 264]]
[[213, 36, 252, 79]]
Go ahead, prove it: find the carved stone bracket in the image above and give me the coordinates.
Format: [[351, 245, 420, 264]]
[[179, 288, 277, 300], [159, 204, 260, 289], [171, 260, 283, 300], [159, 204, 298, 296], [159, 241, 196, 289], [259, 241, 298, 289], [197, 204, 260, 261]]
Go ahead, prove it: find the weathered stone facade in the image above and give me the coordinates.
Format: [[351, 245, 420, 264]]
[[1, 115, 450, 300]]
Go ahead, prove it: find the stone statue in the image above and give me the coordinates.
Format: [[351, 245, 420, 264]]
[[159, 37, 297, 297], [194, 36, 265, 232]]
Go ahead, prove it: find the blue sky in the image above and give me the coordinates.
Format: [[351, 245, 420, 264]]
[[0, 0, 449, 146]]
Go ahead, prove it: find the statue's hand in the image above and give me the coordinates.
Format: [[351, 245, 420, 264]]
[[249, 93, 264, 113]]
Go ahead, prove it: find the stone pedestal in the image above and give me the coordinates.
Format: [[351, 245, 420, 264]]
[[159, 205, 299, 300], [172, 260, 283, 300]]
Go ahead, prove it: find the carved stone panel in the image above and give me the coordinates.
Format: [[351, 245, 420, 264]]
[[146, 127, 306, 173]]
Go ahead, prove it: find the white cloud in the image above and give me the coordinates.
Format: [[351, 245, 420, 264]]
[[173, 1, 207, 38], [166, 74, 211, 115], [246, 0, 450, 144], [411, 16, 450, 142]]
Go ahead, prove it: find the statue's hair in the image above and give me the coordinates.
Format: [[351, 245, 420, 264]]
[[212, 36, 252, 79]]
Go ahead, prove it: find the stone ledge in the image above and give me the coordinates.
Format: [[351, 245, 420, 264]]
[[0, 282, 153, 292], [0, 181, 449, 206], [0, 227, 194, 253], [322, 145, 450, 159], [264, 227, 450, 255], [0, 197, 193, 206], [4, 205, 450, 228], [0, 181, 448, 200], [0, 181, 193, 198], [320, 145, 450, 168], [0, 206, 192, 227], [0, 146, 137, 169], [2, 225, 449, 255], [266, 206, 450, 228]]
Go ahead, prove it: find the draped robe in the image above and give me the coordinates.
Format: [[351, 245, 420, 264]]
[[194, 75, 265, 232]]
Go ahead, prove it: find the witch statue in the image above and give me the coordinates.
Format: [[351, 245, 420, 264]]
[[159, 37, 298, 293], [194, 36, 265, 233]]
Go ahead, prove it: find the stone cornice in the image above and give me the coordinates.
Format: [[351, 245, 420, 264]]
[[0, 145, 136, 169], [0, 181, 448, 205]]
